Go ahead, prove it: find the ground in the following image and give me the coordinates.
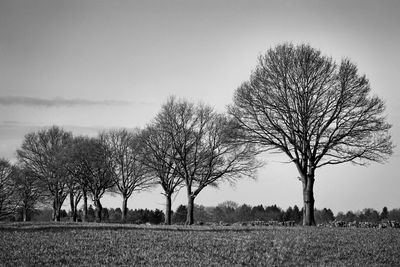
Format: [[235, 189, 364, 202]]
[[1, 222, 399, 266]]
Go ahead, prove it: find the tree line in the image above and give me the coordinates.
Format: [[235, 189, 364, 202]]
[[0, 43, 393, 225], [10, 198, 400, 227], [0, 98, 258, 224], [179, 203, 400, 225]]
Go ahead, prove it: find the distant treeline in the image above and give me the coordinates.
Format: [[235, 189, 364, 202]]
[[10, 201, 400, 225]]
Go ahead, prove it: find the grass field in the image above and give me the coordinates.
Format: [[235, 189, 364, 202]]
[[1, 222, 400, 266]]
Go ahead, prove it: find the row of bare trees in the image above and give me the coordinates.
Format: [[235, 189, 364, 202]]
[[0, 159, 45, 221], [0, 127, 149, 222], [11, 127, 156, 223], [1, 98, 259, 224], [143, 98, 259, 224], [0, 43, 393, 225]]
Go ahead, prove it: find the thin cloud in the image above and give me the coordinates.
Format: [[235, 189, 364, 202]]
[[0, 96, 132, 107], [2, 120, 22, 125]]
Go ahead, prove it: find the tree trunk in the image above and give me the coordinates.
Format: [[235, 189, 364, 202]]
[[69, 191, 75, 222], [73, 198, 79, 222], [73, 193, 81, 222], [82, 189, 88, 222], [22, 206, 27, 222], [302, 175, 316, 226], [54, 207, 61, 221], [52, 200, 56, 221], [186, 195, 195, 225], [165, 193, 172, 225], [121, 194, 128, 222], [94, 198, 102, 223], [53, 198, 61, 222]]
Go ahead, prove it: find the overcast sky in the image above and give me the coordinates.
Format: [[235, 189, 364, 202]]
[[1, 0, 399, 214]]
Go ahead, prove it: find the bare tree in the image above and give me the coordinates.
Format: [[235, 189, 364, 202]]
[[65, 174, 82, 222], [156, 97, 259, 224], [101, 129, 154, 222], [64, 136, 91, 222], [61, 142, 82, 222], [0, 159, 16, 220], [11, 165, 46, 221], [229, 43, 393, 225], [17, 126, 73, 221], [68, 136, 114, 222], [140, 124, 183, 225]]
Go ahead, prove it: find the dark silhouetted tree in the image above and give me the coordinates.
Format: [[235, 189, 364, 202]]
[[314, 208, 335, 224], [215, 201, 239, 223], [229, 43, 393, 225], [109, 208, 122, 222], [149, 209, 165, 224], [292, 205, 302, 223], [60, 209, 68, 218], [173, 205, 187, 223], [87, 204, 95, 222], [283, 206, 294, 221], [380, 206, 389, 221], [193, 205, 213, 223], [102, 207, 109, 222], [264, 205, 283, 221], [360, 208, 380, 223], [236, 204, 252, 222], [388, 209, 400, 222], [336, 210, 356, 222], [251, 205, 266, 221]]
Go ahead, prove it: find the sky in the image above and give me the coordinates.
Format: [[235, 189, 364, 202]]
[[0, 0, 399, 215]]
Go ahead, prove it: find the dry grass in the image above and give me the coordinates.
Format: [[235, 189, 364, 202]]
[[1, 222, 399, 266]]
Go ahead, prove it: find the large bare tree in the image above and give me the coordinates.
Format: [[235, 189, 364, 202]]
[[156, 97, 259, 224], [17, 126, 73, 221], [229, 43, 393, 225], [101, 129, 154, 222], [140, 124, 183, 225]]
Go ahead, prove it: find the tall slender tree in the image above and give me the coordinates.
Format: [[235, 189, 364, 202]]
[[140, 124, 183, 225], [65, 174, 82, 222], [64, 136, 91, 222], [61, 142, 82, 222], [101, 129, 154, 222], [229, 43, 393, 225]]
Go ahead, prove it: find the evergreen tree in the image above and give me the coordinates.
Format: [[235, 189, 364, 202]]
[[381, 206, 389, 221], [173, 205, 187, 223]]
